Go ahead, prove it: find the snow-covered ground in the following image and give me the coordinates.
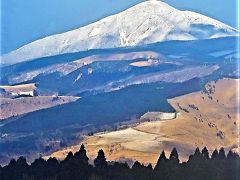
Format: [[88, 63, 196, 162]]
[[1, 0, 238, 65]]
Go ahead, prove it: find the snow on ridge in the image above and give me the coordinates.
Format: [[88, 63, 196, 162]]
[[7, 51, 162, 85], [2, 0, 238, 65], [101, 65, 220, 92]]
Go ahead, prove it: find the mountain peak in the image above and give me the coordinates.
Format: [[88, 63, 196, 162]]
[[2, 1, 238, 65], [131, 0, 174, 8], [134, 0, 175, 8], [119, 0, 176, 17]]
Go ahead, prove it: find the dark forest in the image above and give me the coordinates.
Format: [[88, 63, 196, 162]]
[[1, 145, 239, 180]]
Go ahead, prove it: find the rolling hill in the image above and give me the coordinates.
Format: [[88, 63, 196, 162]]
[[48, 78, 239, 165]]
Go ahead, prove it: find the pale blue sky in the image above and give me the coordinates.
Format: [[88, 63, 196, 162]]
[[1, 0, 238, 54]]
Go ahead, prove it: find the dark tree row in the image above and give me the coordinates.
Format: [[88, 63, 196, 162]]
[[0, 145, 239, 180]]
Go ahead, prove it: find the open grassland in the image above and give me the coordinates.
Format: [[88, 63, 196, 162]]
[[0, 83, 36, 94], [0, 96, 79, 120], [48, 78, 239, 165]]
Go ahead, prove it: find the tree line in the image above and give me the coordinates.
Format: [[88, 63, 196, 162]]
[[0, 145, 239, 180]]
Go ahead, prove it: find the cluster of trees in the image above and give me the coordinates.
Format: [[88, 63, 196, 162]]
[[0, 145, 239, 180]]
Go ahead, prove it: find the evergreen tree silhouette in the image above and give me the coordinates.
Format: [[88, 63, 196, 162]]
[[155, 150, 167, 171], [45, 157, 59, 178], [15, 157, 29, 179], [8, 159, 16, 167], [74, 144, 89, 166], [227, 150, 239, 160], [227, 150, 235, 160], [29, 157, 47, 179], [59, 151, 76, 180], [132, 161, 154, 180], [94, 149, 108, 169], [218, 147, 226, 159], [147, 164, 153, 170], [60, 145, 91, 180], [210, 149, 226, 180], [188, 148, 212, 180], [132, 161, 141, 170], [169, 148, 179, 164], [64, 151, 74, 162], [211, 149, 219, 160], [94, 149, 108, 177], [109, 162, 130, 180], [201, 147, 210, 159], [224, 150, 240, 180], [189, 147, 202, 163], [194, 147, 202, 159], [1, 159, 21, 180], [1, 146, 240, 180]]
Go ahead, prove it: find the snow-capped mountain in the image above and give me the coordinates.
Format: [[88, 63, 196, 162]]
[[2, 0, 238, 65]]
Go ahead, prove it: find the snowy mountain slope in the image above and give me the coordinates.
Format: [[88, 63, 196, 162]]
[[1, 37, 237, 96], [6, 51, 163, 84], [2, 0, 238, 65]]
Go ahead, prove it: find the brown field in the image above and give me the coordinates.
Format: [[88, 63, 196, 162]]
[[47, 78, 240, 166], [0, 96, 79, 120], [0, 83, 36, 94], [129, 61, 155, 67]]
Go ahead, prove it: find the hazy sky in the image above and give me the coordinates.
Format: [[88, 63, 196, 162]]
[[1, 0, 238, 54]]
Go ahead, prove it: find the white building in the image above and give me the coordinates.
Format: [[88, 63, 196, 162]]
[[11, 90, 34, 97]]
